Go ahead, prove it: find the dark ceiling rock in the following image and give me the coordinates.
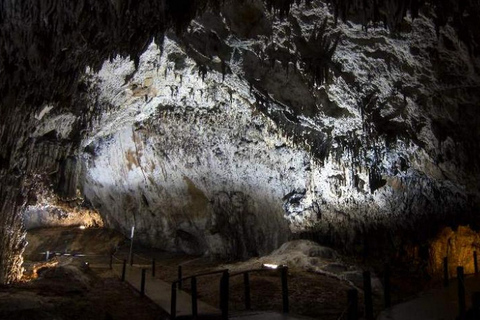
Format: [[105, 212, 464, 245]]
[[0, 0, 477, 106]]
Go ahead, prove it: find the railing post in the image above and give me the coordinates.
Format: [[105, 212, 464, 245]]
[[384, 264, 391, 308], [192, 277, 198, 318], [347, 289, 358, 320], [443, 257, 449, 287], [121, 259, 127, 282], [458, 266, 466, 319], [474, 251, 478, 275], [363, 271, 374, 320], [152, 258, 156, 277], [171, 282, 177, 320], [178, 265, 183, 290], [129, 227, 134, 267], [220, 270, 229, 320], [141, 268, 146, 297], [281, 266, 289, 313], [244, 272, 251, 310], [109, 255, 113, 270]]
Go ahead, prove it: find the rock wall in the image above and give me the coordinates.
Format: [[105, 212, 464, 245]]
[[23, 192, 103, 231], [0, 0, 234, 283], [81, 40, 295, 257], [429, 226, 480, 277], [0, 98, 96, 283], [1, 0, 480, 282], [78, 1, 480, 257]]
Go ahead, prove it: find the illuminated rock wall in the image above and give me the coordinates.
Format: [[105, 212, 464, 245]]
[[429, 226, 480, 277], [81, 40, 295, 257], [80, 1, 479, 256]]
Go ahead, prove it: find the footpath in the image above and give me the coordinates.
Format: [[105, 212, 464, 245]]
[[107, 260, 314, 320], [378, 274, 480, 320]]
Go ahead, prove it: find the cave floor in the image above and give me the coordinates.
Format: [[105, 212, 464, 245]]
[[111, 245, 359, 320], [378, 274, 480, 320], [0, 259, 168, 320], [2, 226, 451, 319], [17, 227, 368, 319]]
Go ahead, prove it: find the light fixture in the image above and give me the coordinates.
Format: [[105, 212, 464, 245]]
[[79, 225, 86, 230], [262, 263, 279, 269]]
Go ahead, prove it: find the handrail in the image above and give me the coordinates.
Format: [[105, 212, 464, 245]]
[[229, 266, 289, 314], [111, 254, 124, 262], [40, 250, 411, 320], [39, 251, 106, 257], [111, 253, 157, 278], [133, 253, 152, 262], [230, 267, 283, 277], [171, 265, 289, 319], [171, 269, 230, 320], [172, 268, 229, 284]]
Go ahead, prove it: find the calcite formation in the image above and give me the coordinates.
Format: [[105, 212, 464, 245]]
[[0, 0, 479, 283]]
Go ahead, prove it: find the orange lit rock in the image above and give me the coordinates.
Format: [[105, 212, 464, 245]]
[[429, 226, 480, 277]]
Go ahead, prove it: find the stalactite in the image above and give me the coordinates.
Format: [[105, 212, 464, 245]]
[[295, 18, 340, 86], [326, 0, 479, 53]]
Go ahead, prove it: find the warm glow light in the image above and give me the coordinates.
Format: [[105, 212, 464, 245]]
[[263, 263, 279, 269], [79, 225, 86, 230], [22, 260, 59, 282]]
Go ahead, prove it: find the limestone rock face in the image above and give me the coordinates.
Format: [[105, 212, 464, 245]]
[[79, 1, 480, 256], [0, 0, 480, 282], [23, 197, 103, 231], [428, 226, 480, 277], [81, 40, 294, 257]]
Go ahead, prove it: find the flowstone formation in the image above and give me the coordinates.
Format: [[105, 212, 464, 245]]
[[0, 0, 479, 283]]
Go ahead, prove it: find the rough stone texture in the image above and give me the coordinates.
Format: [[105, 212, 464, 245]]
[[428, 226, 480, 277], [0, 0, 231, 284], [219, 240, 383, 293], [80, 1, 480, 257], [23, 201, 103, 231], [81, 39, 294, 257], [0, 0, 479, 282], [0, 101, 94, 283]]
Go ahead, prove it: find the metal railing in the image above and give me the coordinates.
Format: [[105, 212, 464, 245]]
[[170, 268, 229, 319], [44, 248, 480, 320], [229, 266, 289, 314], [441, 251, 480, 319], [171, 265, 290, 320]]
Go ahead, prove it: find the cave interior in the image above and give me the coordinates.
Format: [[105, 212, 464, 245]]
[[0, 0, 480, 318]]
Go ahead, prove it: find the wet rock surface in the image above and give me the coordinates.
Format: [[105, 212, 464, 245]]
[[428, 225, 480, 277]]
